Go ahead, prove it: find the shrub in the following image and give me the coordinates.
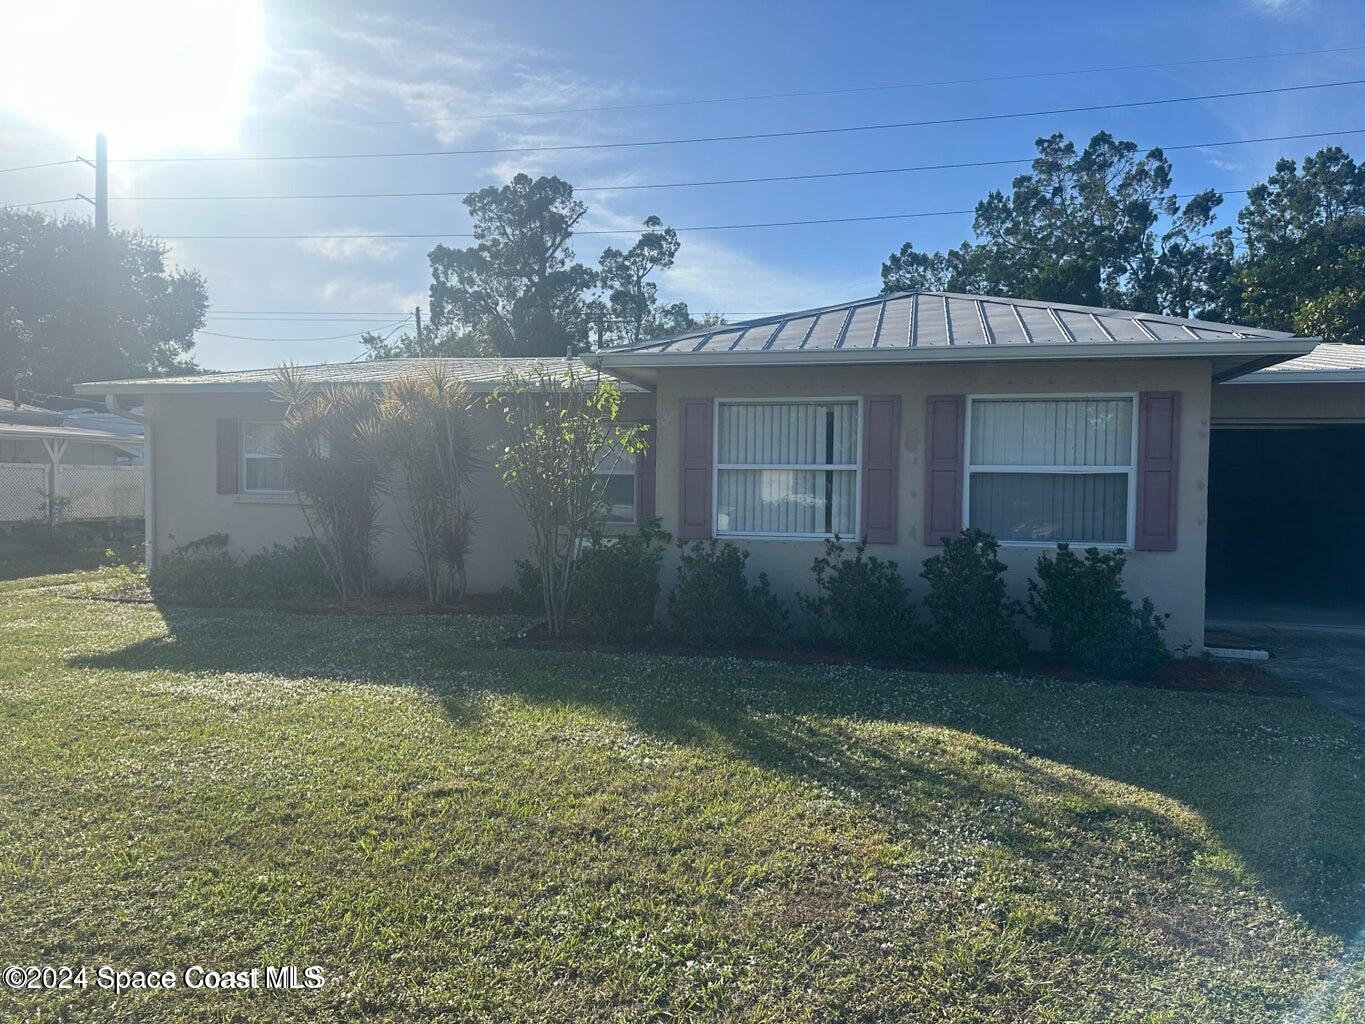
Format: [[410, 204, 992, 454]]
[[668, 539, 789, 650], [920, 529, 1026, 669], [799, 537, 921, 659], [571, 518, 672, 643], [503, 558, 545, 613], [1027, 544, 1173, 680], [233, 539, 332, 601], [149, 534, 235, 599], [151, 534, 331, 602]]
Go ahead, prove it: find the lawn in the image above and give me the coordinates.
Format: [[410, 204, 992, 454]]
[[1, 558, 1363, 1022]]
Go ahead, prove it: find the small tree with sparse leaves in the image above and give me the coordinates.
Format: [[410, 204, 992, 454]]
[[487, 362, 645, 635]]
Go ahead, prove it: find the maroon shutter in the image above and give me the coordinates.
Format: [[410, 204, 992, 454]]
[[635, 419, 656, 523], [1136, 391, 1180, 551], [861, 395, 900, 543], [923, 395, 964, 545], [216, 418, 239, 494], [678, 398, 712, 539]]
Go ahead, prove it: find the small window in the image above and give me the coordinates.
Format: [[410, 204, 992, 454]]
[[594, 445, 636, 525], [965, 396, 1135, 546], [715, 399, 860, 538], [242, 421, 287, 492]]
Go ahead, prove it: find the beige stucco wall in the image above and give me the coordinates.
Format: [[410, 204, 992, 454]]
[[652, 358, 1214, 652], [1212, 381, 1365, 423], [144, 390, 655, 596]]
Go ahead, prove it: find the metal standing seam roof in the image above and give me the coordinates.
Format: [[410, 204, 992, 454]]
[[73, 357, 647, 395], [598, 290, 1298, 357]]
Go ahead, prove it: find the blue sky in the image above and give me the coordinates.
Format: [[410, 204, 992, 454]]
[[2, 0, 1365, 370]]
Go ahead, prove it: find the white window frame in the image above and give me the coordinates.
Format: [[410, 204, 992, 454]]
[[963, 392, 1139, 549], [241, 420, 289, 494], [712, 396, 863, 541], [593, 436, 638, 527]]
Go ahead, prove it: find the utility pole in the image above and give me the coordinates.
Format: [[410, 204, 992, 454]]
[[414, 306, 423, 350], [77, 133, 112, 360], [94, 132, 108, 238]]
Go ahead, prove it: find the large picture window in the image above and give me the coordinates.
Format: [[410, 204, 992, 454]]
[[715, 399, 860, 538], [965, 396, 1135, 546], [242, 421, 287, 493]]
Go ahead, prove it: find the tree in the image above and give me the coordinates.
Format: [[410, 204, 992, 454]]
[[0, 209, 207, 398], [1212, 147, 1365, 341], [590, 216, 683, 347], [486, 363, 646, 635], [880, 132, 1226, 315], [271, 368, 388, 601], [361, 175, 703, 359], [424, 174, 597, 357], [379, 363, 482, 604]]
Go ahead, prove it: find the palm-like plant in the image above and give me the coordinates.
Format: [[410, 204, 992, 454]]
[[271, 366, 388, 600], [379, 363, 482, 604]]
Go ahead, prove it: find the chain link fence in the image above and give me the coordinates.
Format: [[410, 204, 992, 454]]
[[0, 463, 144, 523]]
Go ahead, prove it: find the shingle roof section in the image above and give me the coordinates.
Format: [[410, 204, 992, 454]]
[[601, 290, 1297, 356], [76, 357, 645, 393], [1248, 342, 1365, 375]]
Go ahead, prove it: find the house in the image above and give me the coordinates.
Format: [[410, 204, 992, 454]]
[[74, 290, 1365, 652], [0, 399, 145, 525]]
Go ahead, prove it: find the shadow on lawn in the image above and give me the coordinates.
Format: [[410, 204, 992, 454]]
[[75, 601, 1365, 938]]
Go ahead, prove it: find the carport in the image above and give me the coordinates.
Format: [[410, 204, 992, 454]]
[[1210, 345, 1365, 622]]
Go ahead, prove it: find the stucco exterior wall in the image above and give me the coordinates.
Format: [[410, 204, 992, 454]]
[[144, 390, 655, 596], [1212, 381, 1365, 423], [652, 358, 1214, 652]]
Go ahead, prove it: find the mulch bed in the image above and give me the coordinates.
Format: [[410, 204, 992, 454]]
[[506, 621, 1297, 696]]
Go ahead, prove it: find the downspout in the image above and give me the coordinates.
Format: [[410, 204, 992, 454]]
[[105, 394, 155, 570]]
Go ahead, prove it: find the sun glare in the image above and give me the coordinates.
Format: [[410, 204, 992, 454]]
[[0, 0, 264, 152]]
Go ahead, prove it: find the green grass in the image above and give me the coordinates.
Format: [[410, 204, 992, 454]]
[[1, 558, 1363, 1022]]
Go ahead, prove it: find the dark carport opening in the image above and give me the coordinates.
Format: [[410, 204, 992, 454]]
[[1208, 425, 1365, 612]]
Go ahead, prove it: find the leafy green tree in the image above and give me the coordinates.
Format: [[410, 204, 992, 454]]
[[1213, 147, 1365, 340], [1, 209, 207, 397], [880, 132, 1226, 315], [422, 174, 597, 357], [362, 176, 702, 358], [590, 216, 687, 348], [487, 363, 646, 635]]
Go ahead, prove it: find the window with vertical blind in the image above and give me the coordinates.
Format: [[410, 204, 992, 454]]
[[715, 399, 860, 538], [965, 396, 1136, 546]]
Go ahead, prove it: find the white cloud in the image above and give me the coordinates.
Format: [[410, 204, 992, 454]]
[[299, 230, 405, 264], [1242, 0, 1312, 15]]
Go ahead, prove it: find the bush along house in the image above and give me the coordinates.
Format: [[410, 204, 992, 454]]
[[75, 290, 1365, 653]]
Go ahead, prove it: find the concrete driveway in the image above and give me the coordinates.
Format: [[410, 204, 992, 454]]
[[1207, 614, 1365, 726]]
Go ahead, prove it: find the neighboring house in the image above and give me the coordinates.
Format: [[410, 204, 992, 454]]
[[0, 422, 146, 525], [74, 291, 1365, 652]]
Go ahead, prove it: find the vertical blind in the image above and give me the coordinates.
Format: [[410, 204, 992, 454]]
[[967, 398, 1133, 544], [716, 401, 859, 536]]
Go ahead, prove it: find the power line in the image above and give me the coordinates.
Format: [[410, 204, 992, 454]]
[[1, 196, 81, 209], [196, 317, 412, 342], [108, 78, 1365, 165], [0, 157, 80, 175], [154, 188, 1253, 242], [226, 44, 1365, 135], [107, 127, 1365, 203]]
